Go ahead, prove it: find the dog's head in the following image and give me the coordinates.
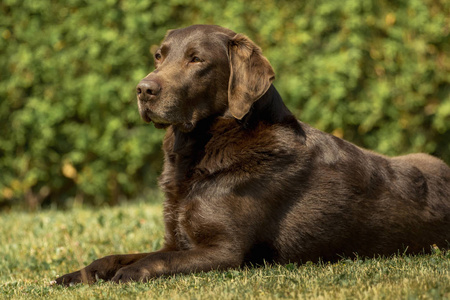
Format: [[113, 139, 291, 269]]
[[136, 25, 275, 132]]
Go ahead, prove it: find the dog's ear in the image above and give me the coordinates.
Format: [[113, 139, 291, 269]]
[[228, 34, 275, 120]]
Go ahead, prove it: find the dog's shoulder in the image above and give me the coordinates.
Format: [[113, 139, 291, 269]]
[[198, 118, 305, 173]]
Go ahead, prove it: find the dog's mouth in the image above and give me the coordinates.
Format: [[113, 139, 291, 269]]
[[140, 108, 170, 125], [139, 108, 195, 132], [153, 122, 170, 129]]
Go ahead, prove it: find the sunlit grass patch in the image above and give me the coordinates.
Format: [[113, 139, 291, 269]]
[[1, 202, 449, 299]]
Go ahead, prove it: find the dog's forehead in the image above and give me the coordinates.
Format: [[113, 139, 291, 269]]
[[162, 25, 235, 51]]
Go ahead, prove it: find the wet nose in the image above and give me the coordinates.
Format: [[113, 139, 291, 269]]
[[137, 80, 161, 101]]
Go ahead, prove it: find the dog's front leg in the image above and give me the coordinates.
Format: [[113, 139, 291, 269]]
[[55, 253, 151, 286], [111, 247, 241, 283]]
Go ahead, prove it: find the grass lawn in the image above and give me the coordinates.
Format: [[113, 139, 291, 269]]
[[1, 200, 449, 299]]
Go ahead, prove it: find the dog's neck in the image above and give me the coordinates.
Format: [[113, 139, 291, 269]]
[[237, 85, 305, 137], [171, 85, 304, 155], [171, 117, 214, 155]]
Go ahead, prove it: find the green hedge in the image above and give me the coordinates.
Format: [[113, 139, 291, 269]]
[[1, 0, 449, 208]]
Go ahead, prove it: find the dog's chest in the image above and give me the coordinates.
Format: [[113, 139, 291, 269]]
[[159, 121, 297, 250], [163, 188, 210, 251], [173, 209, 196, 250], [159, 155, 213, 250]]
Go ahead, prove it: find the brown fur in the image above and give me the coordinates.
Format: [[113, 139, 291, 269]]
[[55, 25, 450, 285]]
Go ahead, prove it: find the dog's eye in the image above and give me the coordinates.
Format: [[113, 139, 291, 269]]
[[190, 56, 203, 63], [155, 53, 162, 60]]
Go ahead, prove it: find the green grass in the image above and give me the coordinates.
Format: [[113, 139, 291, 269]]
[[1, 201, 449, 299]]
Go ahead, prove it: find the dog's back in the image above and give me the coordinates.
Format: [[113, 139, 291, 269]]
[[269, 123, 450, 262]]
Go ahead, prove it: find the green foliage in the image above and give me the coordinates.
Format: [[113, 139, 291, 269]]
[[0, 203, 449, 299], [1, 0, 449, 207]]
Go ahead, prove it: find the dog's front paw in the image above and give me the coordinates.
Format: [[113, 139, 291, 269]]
[[54, 269, 91, 286], [111, 266, 151, 283]]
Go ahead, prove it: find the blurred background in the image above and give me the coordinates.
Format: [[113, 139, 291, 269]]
[[1, 0, 449, 210]]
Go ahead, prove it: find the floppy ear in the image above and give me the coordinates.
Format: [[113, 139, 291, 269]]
[[228, 34, 275, 120]]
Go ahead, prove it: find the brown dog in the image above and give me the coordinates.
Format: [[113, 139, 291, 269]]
[[55, 25, 450, 285]]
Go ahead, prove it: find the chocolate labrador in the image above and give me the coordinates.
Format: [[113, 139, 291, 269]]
[[55, 25, 450, 285]]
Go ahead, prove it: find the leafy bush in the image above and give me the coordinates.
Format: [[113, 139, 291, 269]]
[[1, 0, 449, 208]]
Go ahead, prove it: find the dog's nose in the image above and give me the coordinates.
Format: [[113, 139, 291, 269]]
[[137, 80, 161, 101]]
